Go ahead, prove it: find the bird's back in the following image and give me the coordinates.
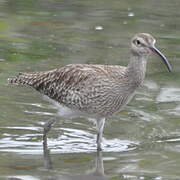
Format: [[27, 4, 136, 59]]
[[9, 64, 135, 117]]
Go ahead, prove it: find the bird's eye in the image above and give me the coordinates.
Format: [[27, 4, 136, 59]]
[[132, 39, 142, 47], [136, 40, 141, 45]]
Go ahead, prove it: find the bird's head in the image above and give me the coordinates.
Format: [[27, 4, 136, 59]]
[[131, 33, 172, 72]]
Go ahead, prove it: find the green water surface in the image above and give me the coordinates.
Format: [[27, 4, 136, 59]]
[[0, 0, 180, 180]]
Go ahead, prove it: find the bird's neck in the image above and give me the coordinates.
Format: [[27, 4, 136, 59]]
[[126, 54, 148, 87]]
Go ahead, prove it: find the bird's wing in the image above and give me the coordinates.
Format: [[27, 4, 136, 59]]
[[8, 64, 127, 113]]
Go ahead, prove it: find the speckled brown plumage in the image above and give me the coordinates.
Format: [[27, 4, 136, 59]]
[[9, 64, 130, 117], [8, 33, 172, 150]]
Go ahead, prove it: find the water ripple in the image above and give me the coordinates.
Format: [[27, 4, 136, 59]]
[[156, 88, 180, 103], [0, 126, 138, 154]]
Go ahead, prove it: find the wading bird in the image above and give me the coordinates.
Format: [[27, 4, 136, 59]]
[[8, 33, 172, 151]]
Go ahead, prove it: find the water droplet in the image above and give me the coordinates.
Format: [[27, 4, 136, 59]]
[[95, 26, 103, 30], [154, 176, 162, 180], [128, 12, 134, 17], [139, 177, 145, 180]]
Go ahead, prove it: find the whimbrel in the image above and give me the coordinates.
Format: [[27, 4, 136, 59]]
[[8, 33, 172, 151]]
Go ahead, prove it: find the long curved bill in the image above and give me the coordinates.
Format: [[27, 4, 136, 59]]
[[149, 46, 172, 72]]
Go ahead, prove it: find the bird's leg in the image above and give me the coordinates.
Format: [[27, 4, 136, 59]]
[[96, 118, 105, 151], [43, 117, 57, 170], [43, 117, 56, 143]]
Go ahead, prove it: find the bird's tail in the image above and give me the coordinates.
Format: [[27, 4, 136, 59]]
[[8, 72, 42, 87]]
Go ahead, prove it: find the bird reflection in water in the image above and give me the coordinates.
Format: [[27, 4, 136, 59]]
[[43, 134, 108, 180]]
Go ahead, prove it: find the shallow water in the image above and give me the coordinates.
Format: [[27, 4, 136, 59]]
[[0, 0, 180, 179]]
